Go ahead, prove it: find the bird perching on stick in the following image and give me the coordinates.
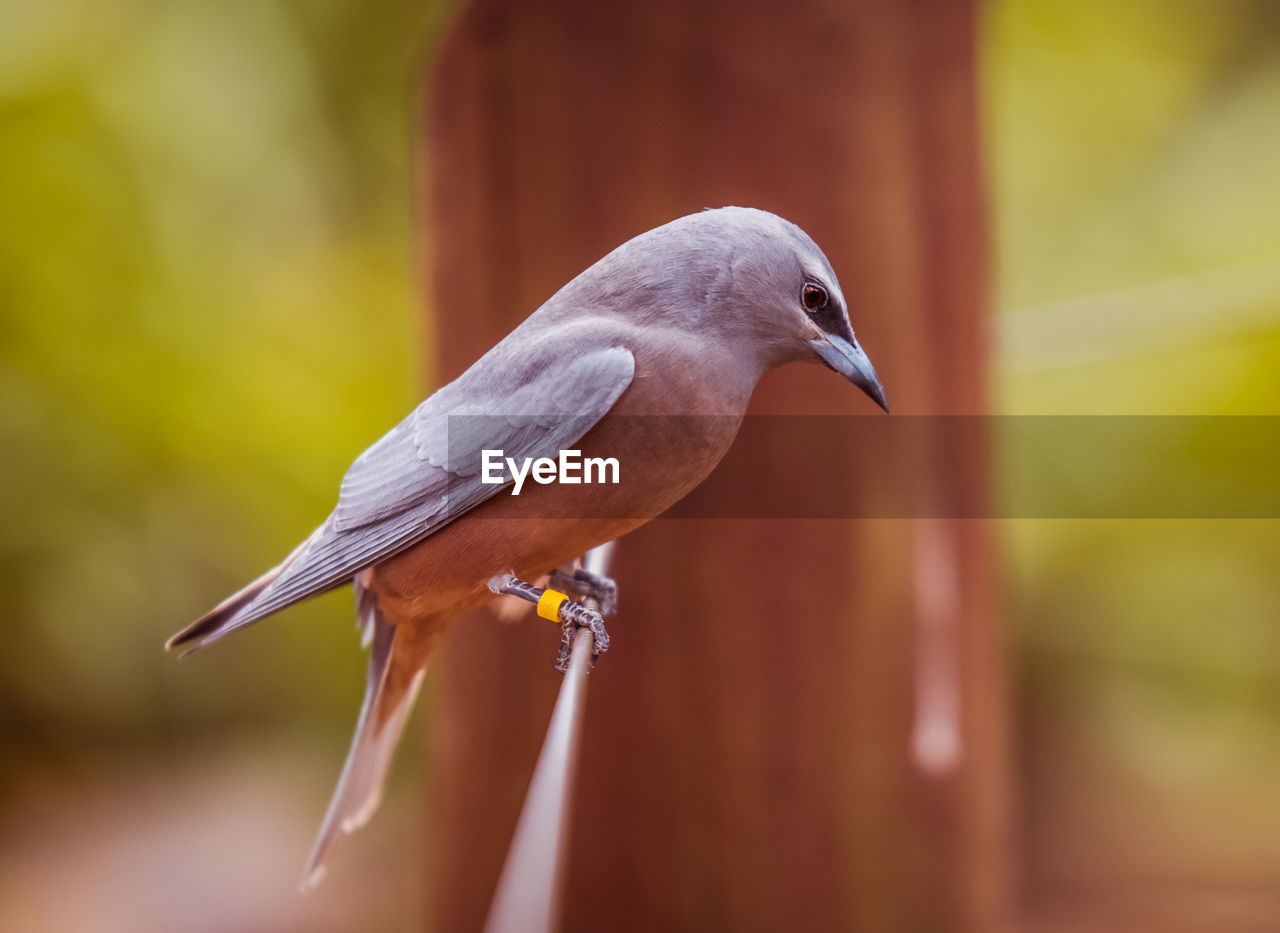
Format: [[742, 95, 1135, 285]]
[[165, 206, 889, 887]]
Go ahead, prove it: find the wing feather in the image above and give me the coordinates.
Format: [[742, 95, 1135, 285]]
[[190, 345, 634, 645]]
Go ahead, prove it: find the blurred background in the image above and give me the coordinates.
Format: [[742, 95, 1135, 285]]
[[1, 0, 1277, 930], [990, 2, 1280, 929]]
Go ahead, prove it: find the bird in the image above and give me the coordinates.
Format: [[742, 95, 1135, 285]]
[[165, 206, 888, 887]]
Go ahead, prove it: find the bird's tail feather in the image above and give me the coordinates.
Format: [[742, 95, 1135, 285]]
[[164, 564, 286, 652], [165, 533, 318, 652], [299, 590, 433, 891]]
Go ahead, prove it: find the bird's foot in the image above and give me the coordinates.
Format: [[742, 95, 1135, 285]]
[[548, 566, 619, 618], [490, 571, 611, 673], [553, 601, 610, 674]]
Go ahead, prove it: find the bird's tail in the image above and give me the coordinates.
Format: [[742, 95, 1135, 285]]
[[299, 586, 436, 890], [164, 564, 286, 651], [165, 532, 320, 652]]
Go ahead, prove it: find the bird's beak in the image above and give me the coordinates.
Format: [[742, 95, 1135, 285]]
[[808, 334, 890, 413]]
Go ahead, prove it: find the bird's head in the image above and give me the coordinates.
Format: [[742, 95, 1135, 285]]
[[702, 207, 889, 413], [565, 206, 889, 412]]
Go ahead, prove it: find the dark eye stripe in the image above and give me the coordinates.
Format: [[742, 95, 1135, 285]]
[[802, 283, 850, 337]]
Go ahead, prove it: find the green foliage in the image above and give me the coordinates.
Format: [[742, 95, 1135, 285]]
[[0, 0, 445, 754], [988, 0, 1280, 883]]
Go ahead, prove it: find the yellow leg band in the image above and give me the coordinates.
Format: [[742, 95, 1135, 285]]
[[537, 589, 569, 623]]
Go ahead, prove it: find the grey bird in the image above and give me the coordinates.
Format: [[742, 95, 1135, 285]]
[[166, 206, 888, 887]]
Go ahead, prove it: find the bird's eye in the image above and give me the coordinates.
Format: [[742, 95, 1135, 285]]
[[802, 283, 829, 312]]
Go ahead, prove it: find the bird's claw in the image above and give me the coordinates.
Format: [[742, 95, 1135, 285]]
[[493, 569, 613, 673], [553, 599, 609, 674], [549, 567, 619, 618]]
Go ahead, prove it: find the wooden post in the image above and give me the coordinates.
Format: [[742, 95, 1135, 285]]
[[423, 1, 1009, 930]]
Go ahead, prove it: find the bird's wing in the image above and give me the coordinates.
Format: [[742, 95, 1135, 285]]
[[185, 344, 635, 647]]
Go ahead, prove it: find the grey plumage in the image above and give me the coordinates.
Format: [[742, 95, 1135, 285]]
[[302, 585, 416, 887], [168, 346, 634, 650], [166, 206, 888, 886]]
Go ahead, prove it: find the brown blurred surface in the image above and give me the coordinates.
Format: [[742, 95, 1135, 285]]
[[423, 1, 1008, 931], [0, 740, 423, 933]]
